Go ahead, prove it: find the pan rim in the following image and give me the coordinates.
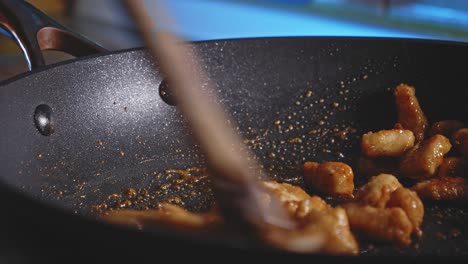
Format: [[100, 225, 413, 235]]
[[1, 35, 467, 88]]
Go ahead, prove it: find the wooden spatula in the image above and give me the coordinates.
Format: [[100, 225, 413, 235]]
[[123, 0, 326, 252]]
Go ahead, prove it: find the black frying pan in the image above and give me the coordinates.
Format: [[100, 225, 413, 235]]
[[1, 0, 468, 260]]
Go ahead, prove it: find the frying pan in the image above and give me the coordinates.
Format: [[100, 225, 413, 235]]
[[1, 0, 468, 260]]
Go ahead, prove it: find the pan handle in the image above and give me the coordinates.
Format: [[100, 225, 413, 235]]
[[0, 0, 107, 70]]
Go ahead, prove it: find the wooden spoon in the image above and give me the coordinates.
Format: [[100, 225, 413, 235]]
[[123, 0, 324, 252]]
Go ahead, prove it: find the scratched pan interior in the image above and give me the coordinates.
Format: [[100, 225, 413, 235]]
[[1, 37, 468, 256]]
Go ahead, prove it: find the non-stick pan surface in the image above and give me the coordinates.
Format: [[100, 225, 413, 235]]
[[1, 36, 468, 258]]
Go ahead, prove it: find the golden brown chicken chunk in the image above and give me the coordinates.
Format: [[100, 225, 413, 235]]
[[411, 177, 468, 201], [346, 174, 423, 243], [429, 120, 465, 138], [256, 181, 359, 255], [452, 128, 468, 156], [355, 173, 402, 208], [387, 188, 424, 236], [303, 161, 354, 198], [102, 180, 358, 255], [300, 207, 359, 255], [260, 180, 313, 203], [263, 207, 358, 255], [303, 161, 320, 176], [394, 83, 428, 142], [399, 134, 452, 179], [437, 157, 465, 178], [100, 203, 223, 233], [343, 203, 413, 245], [361, 129, 415, 158], [293, 197, 330, 219], [259, 180, 330, 217]]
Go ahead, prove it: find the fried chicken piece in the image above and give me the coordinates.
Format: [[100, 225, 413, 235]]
[[355, 173, 402, 208], [399, 134, 452, 179], [259, 181, 358, 255], [301, 207, 359, 255], [260, 223, 326, 254], [100, 203, 223, 232], [411, 177, 468, 201], [264, 207, 359, 255], [261, 180, 312, 202], [387, 188, 424, 236], [303, 161, 320, 178], [260, 180, 329, 216], [294, 196, 330, 218], [429, 120, 465, 138], [357, 156, 399, 177], [343, 203, 413, 245], [303, 161, 354, 198], [361, 129, 415, 158], [102, 181, 359, 255], [437, 157, 465, 178], [394, 83, 428, 142], [452, 128, 468, 156]]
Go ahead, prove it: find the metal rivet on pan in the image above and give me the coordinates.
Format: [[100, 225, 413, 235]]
[[34, 104, 54, 136], [159, 79, 177, 106]]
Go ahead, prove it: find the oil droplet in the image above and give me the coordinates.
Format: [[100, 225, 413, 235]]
[[363, 75, 368, 80], [295, 101, 301, 106], [274, 120, 281, 126], [126, 188, 137, 198], [119, 150, 125, 157], [331, 102, 339, 108], [319, 99, 324, 103], [306, 90, 313, 97], [37, 153, 43, 159], [118, 200, 132, 208], [97, 139, 103, 146], [288, 138, 303, 144], [268, 152, 276, 159], [318, 120, 325, 125]]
